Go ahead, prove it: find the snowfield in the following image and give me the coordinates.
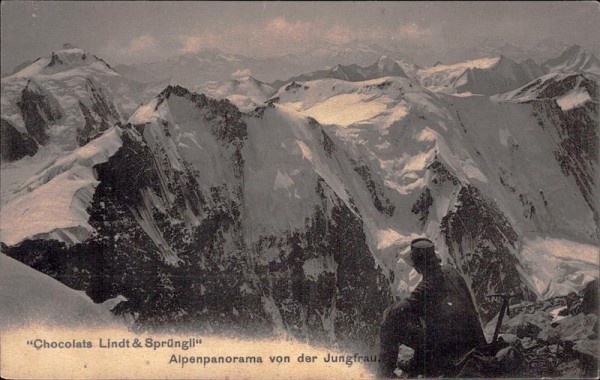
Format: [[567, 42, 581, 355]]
[[556, 89, 592, 111], [197, 76, 277, 112], [0, 254, 123, 328], [418, 57, 501, 90], [520, 237, 599, 299], [0, 127, 123, 245]]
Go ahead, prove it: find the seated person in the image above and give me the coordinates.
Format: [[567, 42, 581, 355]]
[[378, 238, 486, 378]]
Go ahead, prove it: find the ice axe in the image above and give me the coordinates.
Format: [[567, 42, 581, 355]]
[[487, 292, 521, 343]]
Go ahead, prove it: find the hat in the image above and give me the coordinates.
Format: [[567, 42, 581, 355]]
[[410, 238, 436, 266]]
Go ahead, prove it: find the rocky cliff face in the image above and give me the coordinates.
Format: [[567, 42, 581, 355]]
[[529, 75, 599, 229], [3, 86, 390, 349], [16, 80, 62, 145], [457, 56, 545, 95], [500, 72, 599, 235], [1, 117, 38, 162], [76, 79, 121, 146], [439, 182, 536, 320]]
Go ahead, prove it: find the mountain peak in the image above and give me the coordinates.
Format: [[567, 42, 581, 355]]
[[554, 45, 596, 62], [157, 84, 194, 101], [493, 55, 519, 69], [53, 43, 87, 57], [564, 44, 583, 54], [44, 45, 95, 71], [496, 54, 514, 63], [3, 44, 110, 79], [376, 55, 398, 71], [61, 43, 80, 50], [543, 44, 600, 74]]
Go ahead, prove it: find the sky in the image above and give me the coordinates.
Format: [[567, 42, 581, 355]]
[[1, 1, 599, 73]]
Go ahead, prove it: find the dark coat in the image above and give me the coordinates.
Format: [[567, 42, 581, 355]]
[[378, 265, 486, 377]]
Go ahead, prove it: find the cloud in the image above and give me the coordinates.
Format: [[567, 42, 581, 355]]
[[121, 36, 157, 53], [179, 35, 220, 53], [325, 24, 353, 44], [398, 24, 432, 39], [231, 68, 252, 79], [175, 17, 434, 58], [179, 17, 338, 55], [180, 36, 202, 53], [262, 17, 312, 41]]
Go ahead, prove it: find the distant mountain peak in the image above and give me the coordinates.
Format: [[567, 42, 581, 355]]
[[376, 55, 397, 71], [271, 57, 408, 89], [564, 44, 583, 53], [543, 44, 600, 74], [195, 75, 277, 112], [61, 43, 80, 50], [417, 55, 543, 95]]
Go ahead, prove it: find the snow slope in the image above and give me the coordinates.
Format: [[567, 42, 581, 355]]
[[1, 44, 162, 241], [196, 76, 277, 112], [0, 127, 123, 245], [520, 237, 598, 299], [494, 72, 597, 103], [418, 57, 501, 89], [1, 43, 159, 153], [542, 45, 600, 74], [0, 253, 121, 328], [270, 56, 409, 89], [417, 55, 545, 95], [272, 77, 412, 129]]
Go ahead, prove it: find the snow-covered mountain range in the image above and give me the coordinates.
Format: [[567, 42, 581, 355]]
[[1, 44, 598, 350], [1, 44, 162, 156], [113, 48, 305, 88], [197, 75, 277, 112], [111, 42, 409, 88], [417, 55, 545, 95], [543, 45, 600, 74], [443, 38, 577, 66], [269, 56, 410, 89]]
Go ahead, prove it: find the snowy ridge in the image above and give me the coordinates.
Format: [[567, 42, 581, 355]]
[[417, 55, 545, 95], [493, 70, 599, 234], [0, 127, 123, 245], [542, 45, 600, 74], [419, 57, 501, 84], [270, 56, 409, 89], [130, 86, 360, 249], [520, 237, 598, 299], [1, 44, 159, 153], [196, 76, 277, 112], [272, 77, 413, 128], [5, 43, 115, 79], [494, 72, 590, 103], [1, 45, 163, 244]]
